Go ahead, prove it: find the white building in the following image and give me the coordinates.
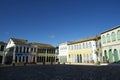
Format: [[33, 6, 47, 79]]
[[58, 42, 69, 63], [3, 38, 37, 64], [101, 25, 120, 63], [3, 38, 56, 64]]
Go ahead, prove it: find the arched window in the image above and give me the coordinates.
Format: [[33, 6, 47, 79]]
[[104, 50, 108, 61], [109, 49, 113, 63], [107, 33, 111, 43], [114, 49, 119, 62], [80, 54, 82, 63], [102, 35, 106, 44], [111, 32, 116, 42], [117, 30, 120, 40]]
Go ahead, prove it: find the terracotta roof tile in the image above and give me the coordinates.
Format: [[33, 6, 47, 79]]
[[68, 36, 98, 45], [11, 38, 28, 45], [30, 42, 55, 48]]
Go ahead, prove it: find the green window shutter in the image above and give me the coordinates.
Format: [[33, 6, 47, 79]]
[[102, 35, 106, 44], [117, 30, 120, 40], [111, 32, 116, 42], [107, 34, 111, 43]]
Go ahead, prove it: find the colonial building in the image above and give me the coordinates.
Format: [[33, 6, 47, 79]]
[[34, 42, 56, 63], [0, 41, 6, 64], [101, 25, 120, 63], [3, 38, 56, 64], [68, 36, 99, 63], [58, 42, 69, 63]]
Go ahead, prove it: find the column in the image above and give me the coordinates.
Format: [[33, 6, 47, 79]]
[[2, 50, 7, 64], [21, 56, 23, 62], [32, 48, 34, 53], [17, 56, 19, 63], [28, 47, 31, 53], [25, 46, 27, 53], [35, 48, 37, 63], [22, 46, 24, 53], [12, 46, 16, 64]]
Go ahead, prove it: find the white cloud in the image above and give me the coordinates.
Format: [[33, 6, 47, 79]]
[[48, 35, 55, 39]]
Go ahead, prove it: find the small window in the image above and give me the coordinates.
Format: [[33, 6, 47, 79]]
[[111, 32, 116, 42], [89, 42, 92, 48], [0, 45, 4, 51], [102, 35, 106, 44], [107, 33, 111, 43], [117, 30, 120, 40]]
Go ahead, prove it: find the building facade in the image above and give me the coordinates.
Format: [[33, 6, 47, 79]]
[[68, 36, 98, 63], [101, 26, 120, 63], [58, 42, 69, 63], [34, 42, 56, 64], [3, 38, 56, 64], [0, 41, 6, 64]]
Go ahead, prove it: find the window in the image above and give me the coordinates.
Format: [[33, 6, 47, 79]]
[[107, 33, 111, 43], [19, 46, 22, 53], [31, 48, 33, 52], [74, 45, 76, 50], [27, 47, 29, 53], [72, 45, 74, 50], [83, 43, 85, 49], [111, 32, 116, 42], [89, 42, 92, 48], [34, 48, 36, 52], [77, 44, 79, 50], [23, 47, 26, 53], [0, 45, 4, 51], [117, 30, 120, 40], [102, 35, 106, 44], [79, 44, 81, 49], [15, 46, 19, 53], [86, 42, 88, 48]]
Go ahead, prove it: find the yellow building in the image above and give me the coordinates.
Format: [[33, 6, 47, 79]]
[[32, 42, 56, 64], [68, 36, 99, 63]]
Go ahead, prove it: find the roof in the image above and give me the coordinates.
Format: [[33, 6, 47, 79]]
[[68, 36, 98, 45], [0, 41, 6, 45], [101, 25, 120, 34], [30, 42, 55, 48], [11, 38, 28, 45]]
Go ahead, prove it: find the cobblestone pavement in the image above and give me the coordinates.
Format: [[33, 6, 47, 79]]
[[0, 64, 120, 80]]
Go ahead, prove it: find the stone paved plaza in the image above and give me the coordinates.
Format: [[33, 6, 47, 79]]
[[0, 64, 120, 80]]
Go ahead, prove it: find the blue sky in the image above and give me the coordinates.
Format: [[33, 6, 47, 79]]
[[0, 0, 120, 46]]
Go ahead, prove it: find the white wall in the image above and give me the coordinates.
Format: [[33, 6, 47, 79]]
[[6, 39, 15, 49], [58, 42, 69, 62]]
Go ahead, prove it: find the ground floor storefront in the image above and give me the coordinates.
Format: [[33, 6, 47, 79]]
[[102, 45, 120, 63]]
